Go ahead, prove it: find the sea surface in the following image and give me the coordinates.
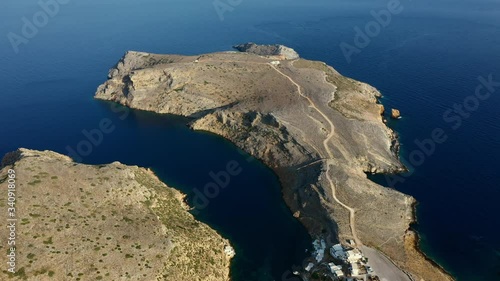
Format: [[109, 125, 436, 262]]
[[1, 0, 499, 280]]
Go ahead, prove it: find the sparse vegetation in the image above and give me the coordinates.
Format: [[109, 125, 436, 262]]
[[28, 179, 42, 186], [0, 149, 231, 281]]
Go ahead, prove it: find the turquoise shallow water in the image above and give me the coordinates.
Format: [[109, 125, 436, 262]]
[[1, 0, 500, 280]]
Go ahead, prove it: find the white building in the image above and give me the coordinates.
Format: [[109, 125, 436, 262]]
[[347, 249, 363, 263], [305, 262, 314, 272], [330, 243, 347, 260], [351, 263, 362, 275], [328, 262, 344, 277], [312, 239, 326, 262]]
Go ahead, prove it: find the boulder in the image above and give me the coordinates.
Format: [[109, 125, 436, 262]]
[[391, 108, 401, 119]]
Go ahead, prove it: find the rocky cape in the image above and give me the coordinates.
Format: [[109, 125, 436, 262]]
[[0, 149, 232, 280], [95, 44, 453, 281]]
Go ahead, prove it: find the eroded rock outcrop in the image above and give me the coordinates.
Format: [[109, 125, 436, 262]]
[[233, 42, 299, 60], [0, 149, 232, 281], [391, 108, 402, 119], [94, 44, 453, 281]]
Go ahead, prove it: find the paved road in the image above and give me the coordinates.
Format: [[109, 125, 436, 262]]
[[362, 246, 412, 281]]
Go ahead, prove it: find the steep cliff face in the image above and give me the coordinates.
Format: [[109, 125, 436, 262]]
[[95, 45, 453, 281], [0, 149, 232, 281]]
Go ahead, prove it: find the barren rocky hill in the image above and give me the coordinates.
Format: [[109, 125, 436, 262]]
[[94, 44, 453, 280], [0, 149, 232, 281]]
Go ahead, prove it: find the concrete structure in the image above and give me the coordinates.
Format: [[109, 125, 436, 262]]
[[313, 239, 326, 262], [347, 249, 363, 263], [351, 263, 367, 276], [328, 262, 344, 277], [330, 243, 347, 260]]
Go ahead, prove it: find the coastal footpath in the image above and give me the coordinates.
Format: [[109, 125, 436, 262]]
[[0, 149, 233, 280], [95, 43, 453, 281]]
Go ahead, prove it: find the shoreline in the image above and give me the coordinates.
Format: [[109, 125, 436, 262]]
[[376, 112, 456, 281], [408, 201, 456, 279], [94, 48, 455, 280], [0, 149, 234, 280], [191, 119, 454, 281], [368, 114, 455, 281]]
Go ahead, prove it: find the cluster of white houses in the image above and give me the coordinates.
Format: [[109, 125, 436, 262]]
[[304, 239, 376, 280]]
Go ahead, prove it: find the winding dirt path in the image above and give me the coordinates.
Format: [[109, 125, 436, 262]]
[[268, 63, 363, 247]]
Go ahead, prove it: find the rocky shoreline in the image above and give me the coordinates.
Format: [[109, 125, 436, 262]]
[[408, 201, 456, 279], [0, 149, 233, 280], [94, 43, 454, 281]]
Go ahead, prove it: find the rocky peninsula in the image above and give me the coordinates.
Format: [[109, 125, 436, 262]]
[[0, 149, 233, 280], [94, 43, 453, 280]]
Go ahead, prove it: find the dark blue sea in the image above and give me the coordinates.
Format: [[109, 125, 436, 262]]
[[1, 0, 499, 280]]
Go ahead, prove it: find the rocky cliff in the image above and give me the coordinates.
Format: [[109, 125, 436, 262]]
[[95, 44, 453, 281], [0, 149, 232, 281], [233, 42, 299, 60]]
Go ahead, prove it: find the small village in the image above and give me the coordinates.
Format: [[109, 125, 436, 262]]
[[298, 239, 381, 281]]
